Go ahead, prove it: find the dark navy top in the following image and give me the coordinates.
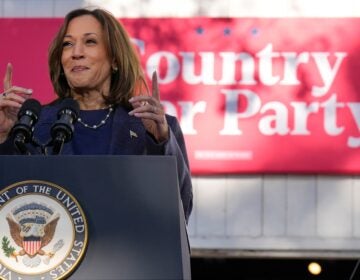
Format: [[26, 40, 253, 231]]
[[72, 108, 113, 155]]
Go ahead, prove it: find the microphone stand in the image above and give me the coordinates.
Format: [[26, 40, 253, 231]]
[[52, 132, 67, 155], [13, 134, 46, 155], [32, 137, 47, 155], [42, 131, 68, 155], [13, 133, 30, 155]]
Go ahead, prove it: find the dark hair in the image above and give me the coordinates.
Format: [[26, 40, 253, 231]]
[[48, 8, 148, 107]]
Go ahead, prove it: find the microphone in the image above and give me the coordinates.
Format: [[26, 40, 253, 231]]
[[51, 98, 79, 155], [11, 98, 42, 155]]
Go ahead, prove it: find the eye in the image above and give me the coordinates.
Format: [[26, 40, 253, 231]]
[[86, 39, 97, 45], [62, 41, 73, 48]]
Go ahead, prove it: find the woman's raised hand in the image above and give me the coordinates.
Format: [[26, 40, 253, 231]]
[[0, 63, 32, 143], [129, 71, 169, 143]]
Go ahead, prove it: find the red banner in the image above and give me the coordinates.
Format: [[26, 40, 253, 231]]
[[1, 18, 360, 174]]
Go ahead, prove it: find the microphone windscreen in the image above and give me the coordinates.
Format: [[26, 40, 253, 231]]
[[18, 98, 42, 118], [58, 98, 80, 118]]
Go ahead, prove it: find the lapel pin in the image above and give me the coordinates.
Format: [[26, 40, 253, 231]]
[[130, 130, 138, 138]]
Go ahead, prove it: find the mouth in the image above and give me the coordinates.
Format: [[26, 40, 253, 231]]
[[71, 66, 89, 72]]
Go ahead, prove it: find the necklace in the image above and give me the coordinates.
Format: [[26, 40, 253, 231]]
[[77, 105, 114, 130]]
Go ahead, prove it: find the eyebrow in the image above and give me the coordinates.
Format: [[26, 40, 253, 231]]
[[64, 32, 98, 38]]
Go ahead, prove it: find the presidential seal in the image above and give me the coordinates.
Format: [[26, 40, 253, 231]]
[[0, 181, 88, 280]]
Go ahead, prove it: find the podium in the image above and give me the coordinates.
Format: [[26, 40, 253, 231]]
[[0, 155, 191, 280]]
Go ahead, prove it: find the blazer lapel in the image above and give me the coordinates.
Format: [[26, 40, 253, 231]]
[[109, 106, 147, 155]]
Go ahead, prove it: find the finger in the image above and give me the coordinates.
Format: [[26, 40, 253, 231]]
[[130, 103, 156, 114], [5, 86, 33, 95], [1, 91, 29, 102], [152, 71, 160, 101], [3, 63, 13, 91], [129, 95, 158, 107], [129, 111, 165, 123], [129, 102, 164, 116], [0, 98, 23, 109], [128, 97, 146, 109]]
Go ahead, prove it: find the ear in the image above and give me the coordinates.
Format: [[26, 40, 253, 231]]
[[111, 58, 118, 72], [112, 65, 118, 73]]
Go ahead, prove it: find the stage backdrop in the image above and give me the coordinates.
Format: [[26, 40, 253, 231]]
[[1, 18, 360, 174]]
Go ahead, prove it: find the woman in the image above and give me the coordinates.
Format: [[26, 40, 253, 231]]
[[0, 8, 192, 221]]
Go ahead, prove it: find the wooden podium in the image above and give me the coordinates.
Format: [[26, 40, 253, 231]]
[[0, 155, 191, 280]]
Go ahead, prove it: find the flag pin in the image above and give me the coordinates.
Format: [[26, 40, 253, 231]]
[[130, 130, 138, 138]]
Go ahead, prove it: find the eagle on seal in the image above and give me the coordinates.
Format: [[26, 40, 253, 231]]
[[6, 212, 60, 259]]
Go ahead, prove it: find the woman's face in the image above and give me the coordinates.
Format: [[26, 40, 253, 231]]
[[61, 15, 112, 94]]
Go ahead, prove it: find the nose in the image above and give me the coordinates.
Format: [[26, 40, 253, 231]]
[[71, 42, 85, 60]]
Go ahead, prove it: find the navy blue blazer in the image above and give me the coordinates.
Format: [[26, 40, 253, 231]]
[[0, 103, 193, 222]]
